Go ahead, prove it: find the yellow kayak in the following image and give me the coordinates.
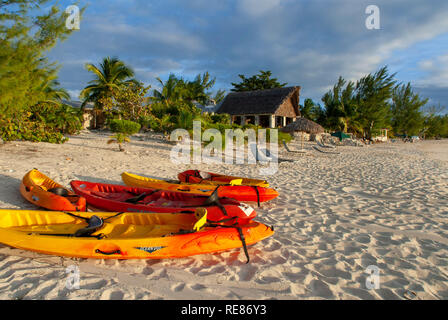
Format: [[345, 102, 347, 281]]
[[0, 209, 274, 260], [121, 172, 279, 204], [178, 170, 270, 187]]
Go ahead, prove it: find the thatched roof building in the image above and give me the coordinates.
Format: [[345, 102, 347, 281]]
[[216, 86, 301, 128], [281, 117, 324, 134]]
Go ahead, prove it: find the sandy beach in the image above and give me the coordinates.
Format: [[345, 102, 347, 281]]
[[0, 132, 447, 300]]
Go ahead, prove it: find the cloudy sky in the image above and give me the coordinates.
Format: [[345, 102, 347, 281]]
[[48, 0, 448, 110]]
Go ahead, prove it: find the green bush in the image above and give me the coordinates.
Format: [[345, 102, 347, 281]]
[[210, 113, 230, 125], [109, 119, 141, 135], [0, 116, 68, 144], [277, 131, 293, 144], [137, 115, 154, 131]]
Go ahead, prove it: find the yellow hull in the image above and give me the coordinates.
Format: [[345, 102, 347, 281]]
[[0, 210, 274, 260]]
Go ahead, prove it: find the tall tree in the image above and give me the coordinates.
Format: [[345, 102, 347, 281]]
[[152, 74, 183, 107], [80, 57, 137, 109], [300, 98, 315, 120], [231, 70, 287, 92], [0, 0, 82, 116], [153, 72, 217, 106], [423, 104, 448, 138], [182, 71, 216, 105], [355, 66, 396, 139], [322, 77, 361, 133], [301, 98, 328, 126], [390, 82, 428, 136]]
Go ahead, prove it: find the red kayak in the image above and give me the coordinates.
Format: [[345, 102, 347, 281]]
[[70, 180, 257, 224]]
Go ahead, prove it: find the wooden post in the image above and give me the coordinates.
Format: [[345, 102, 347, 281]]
[[301, 131, 304, 150], [269, 115, 275, 128]]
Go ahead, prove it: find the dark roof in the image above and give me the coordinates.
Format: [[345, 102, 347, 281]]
[[216, 86, 301, 116], [281, 117, 325, 133]]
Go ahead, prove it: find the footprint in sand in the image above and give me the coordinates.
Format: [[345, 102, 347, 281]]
[[341, 187, 403, 201], [101, 289, 125, 300], [308, 279, 334, 299], [189, 283, 207, 291], [80, 279, 108, 290], [171, 283, 185, 292]]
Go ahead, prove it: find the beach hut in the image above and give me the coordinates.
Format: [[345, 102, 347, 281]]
[[281, 117, 325, 150], [216, 86, 301, 128]]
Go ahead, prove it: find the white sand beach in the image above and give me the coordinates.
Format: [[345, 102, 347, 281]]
[[0, 132, 447, 300]]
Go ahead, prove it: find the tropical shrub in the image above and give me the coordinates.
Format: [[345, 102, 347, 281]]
[[29, 103, 83, 135], [0, 115, 68, 144], [210, 113, 230, 125], [109, 119, 141, 135], [107, 133, 131, 152]]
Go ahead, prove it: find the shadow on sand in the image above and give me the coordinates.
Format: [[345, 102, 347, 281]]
[[0, 174, 37, 209], [73, 175, 123, 185]]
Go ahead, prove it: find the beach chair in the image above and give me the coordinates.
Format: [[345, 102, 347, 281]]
[[312, 145, 340, 155], [249, 143, 295, 163], [282, 140, 307, 154], [317, 140, 336, 149]]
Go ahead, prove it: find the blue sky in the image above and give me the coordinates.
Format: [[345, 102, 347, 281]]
[[48, 0, 448, 111]]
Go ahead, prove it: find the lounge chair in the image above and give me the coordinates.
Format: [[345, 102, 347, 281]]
[[312, 145, 340, 155], [249, 143, 295, 163], [317, 140, 336, 149], [282, 140, 307, 154]]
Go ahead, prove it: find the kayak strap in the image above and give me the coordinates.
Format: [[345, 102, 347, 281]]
[[183, 186, 228, 217], [164, 217, 250, 263], [236, 227, 250, 264], [185, 170, 203, 184], [205, 219, 250, 264], [125, 190, 160, 204], [252, 186, 260, 207], [36, 213, 106, 239], [38, 211, 126, 239]]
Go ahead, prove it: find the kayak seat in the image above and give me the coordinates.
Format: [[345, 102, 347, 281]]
[[74, 215, 104, 237]]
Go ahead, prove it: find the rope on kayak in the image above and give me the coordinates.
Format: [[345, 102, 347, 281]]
[[182, 186, 229, 217], [236, 227, 250, 264], [206, 222, 250, 264], [36, 211, 126, 239], [252, 186, 260, 207], [163, 215, 250, 263], [125, 189, 160, 204], [185, 170, 203, 184]]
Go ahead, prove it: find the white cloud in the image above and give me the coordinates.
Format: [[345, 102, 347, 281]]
[[50, 0, 448, 107], [416, 53, 448, 87], [237, 0, 283, 17]]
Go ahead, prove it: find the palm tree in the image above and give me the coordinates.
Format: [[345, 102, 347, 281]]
[[322, 77, 359, 133], [37, 78, 71, 105], [151, 74, 183, 107], [183, 72, 216, 105], [107, 133, 130, 152], [80, 57, 137, 110]]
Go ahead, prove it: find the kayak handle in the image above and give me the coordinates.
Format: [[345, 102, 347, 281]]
[[95, 249, 121, 256]]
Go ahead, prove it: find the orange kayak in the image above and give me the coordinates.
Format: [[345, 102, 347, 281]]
[[0, 209, 274, 260], [20, 169, 86, 211], [121, 172, 279, 205], [178, 170, 270, 187]]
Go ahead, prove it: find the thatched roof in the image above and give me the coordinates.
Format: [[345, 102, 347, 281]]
[[281, 117, 325, 134], [216, 86, 301, 116]]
